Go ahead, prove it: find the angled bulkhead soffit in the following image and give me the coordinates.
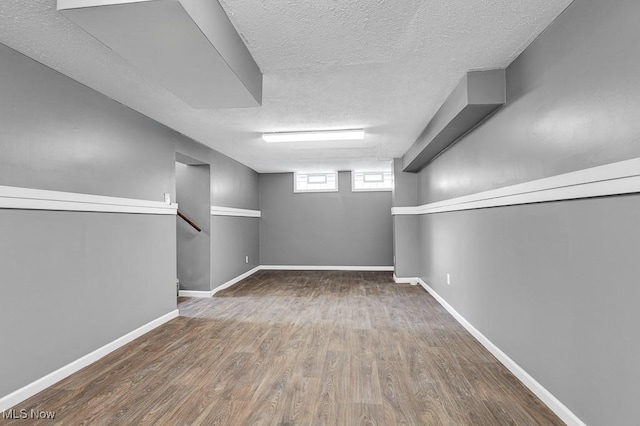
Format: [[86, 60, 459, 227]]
[[57, 0, 263, 109]]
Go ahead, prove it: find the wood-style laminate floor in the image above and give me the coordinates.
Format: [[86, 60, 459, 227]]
[[3, 271, 563, 425]]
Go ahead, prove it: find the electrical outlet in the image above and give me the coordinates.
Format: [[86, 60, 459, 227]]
[[245, 256, 249, 264], [447, 273, 451, 285], [164, 193, 171, 204]]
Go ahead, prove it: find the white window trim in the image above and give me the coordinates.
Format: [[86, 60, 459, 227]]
[[293, 172, 339, 193], [351, 171, 394, 192]]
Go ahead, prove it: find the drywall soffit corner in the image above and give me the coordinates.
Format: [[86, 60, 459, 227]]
[[402, 69, 506, 173], [57, 0, 263, 109]]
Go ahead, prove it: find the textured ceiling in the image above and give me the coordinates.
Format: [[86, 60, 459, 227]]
[[0, 0, 573, 173]]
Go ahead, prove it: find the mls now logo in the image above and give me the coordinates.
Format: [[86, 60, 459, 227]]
[[2, 409, 56, 420]]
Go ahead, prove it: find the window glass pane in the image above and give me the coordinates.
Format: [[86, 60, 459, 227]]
[[364, 173, 384, 182], [352, 171, 393, 191], [294, 172, 338, 192], [307, 174, 327, 184]]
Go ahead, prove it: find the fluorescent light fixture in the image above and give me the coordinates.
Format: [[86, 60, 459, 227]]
[[262, 129, 365, 143]]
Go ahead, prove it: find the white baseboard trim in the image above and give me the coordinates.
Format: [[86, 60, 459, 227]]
[[178, 266, 261, 298], [392, 274, 418, 285], [412, 278, 585, 426], [211, 266, 261, 295], [210, 206, 261, 218], [0, 185, 178, 215], [180, 266, 393, 299], [260, 265, 394, 271], [177, 290, 212, 298], [392, 157, 640, 216], [0, 309, 179, 413], [179, 265, 393, 299]]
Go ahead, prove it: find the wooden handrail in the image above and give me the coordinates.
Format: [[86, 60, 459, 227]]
[[177, 209, 202, 232]]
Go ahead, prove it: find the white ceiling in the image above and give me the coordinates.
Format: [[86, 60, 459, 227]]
[[0, 0, 573, 173]]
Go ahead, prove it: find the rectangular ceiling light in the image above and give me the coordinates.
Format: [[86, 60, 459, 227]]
[[262, 129, 365, 143]]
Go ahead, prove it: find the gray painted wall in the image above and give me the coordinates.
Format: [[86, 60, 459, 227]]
[[0, 44, 177, 398], [393, 216, 420, 278], [394, 0, 640, 424], [175, 138, 260, 290], [259, 172, 393, 266], [176, 162, 211, 292], [392, 158, 420, 277], [419, 197, 640, 425], [0, 211, 176, 397], [0, 45, 175, 202], [417, 0, 640, 205], [211, 216, 260, 286], [175, 138, 260, 210]]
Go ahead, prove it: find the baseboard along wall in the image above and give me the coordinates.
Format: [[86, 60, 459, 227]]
[[0, 310, 179, 413], [178, 266, 262, 297], [178, 265, 394, 296], [260, 265, 394, 271], [392, 275, 586, 426]]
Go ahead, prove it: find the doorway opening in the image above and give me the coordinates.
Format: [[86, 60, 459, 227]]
[[175, 153, 210, 296]]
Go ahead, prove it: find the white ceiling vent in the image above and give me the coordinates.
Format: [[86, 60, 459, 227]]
[[57, 0, 262, 109]]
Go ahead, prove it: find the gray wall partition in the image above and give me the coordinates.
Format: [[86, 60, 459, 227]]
[[392, 158, 420, 278], [393, 216, 420, 279], [259, 171, 393, 267], [0, 43, 177, 398], [391, 159, 417, 208], [175, 138, 261, 290], [211, 153, 260, 210], [0, 212, 176, 398], [393, 0, 640, 424], [175, 138, 260, 210], [211, 216, 260, 285]]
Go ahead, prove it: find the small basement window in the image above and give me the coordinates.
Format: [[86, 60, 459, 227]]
[[294, 172, 339, 193], [352, 171, 393, 192]]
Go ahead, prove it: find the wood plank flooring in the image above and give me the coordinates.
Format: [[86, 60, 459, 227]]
[[2, 271, 563, 425]]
